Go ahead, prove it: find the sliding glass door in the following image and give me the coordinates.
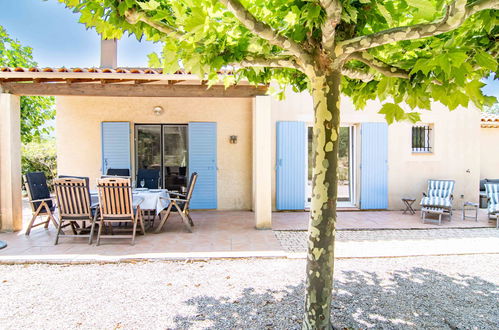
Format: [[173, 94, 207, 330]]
[[135, 124, 188, 190], [163, 125, 188, 191]]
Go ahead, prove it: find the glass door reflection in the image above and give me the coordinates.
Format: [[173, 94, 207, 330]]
[[163, 125, 188, 191]]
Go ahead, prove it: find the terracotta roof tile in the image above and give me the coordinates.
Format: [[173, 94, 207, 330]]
[[0, 67, 236, 76], [481, 113, 499, 122]]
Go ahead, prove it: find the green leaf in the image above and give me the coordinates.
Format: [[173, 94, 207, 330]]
[[475, 50, 498, 71], [378, 103, 422, 124], [137, 0, 160, 11], [147, 52, 161, 68], [378, 103, 405, 124], [437, 54, 451, 78], [406, 0, 437, 20], [376, 4, 393, 26], [283, 11, 298, 25]]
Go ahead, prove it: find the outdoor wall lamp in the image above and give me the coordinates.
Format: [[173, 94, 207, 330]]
[[152, 106, 164, 116], [229, 135, 238, 144]]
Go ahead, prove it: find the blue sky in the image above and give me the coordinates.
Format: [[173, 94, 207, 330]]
[[0, 0, 161, 67], [0, 0, 497, 97]]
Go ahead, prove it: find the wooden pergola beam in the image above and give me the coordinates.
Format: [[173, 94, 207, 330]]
[[0, 82, 267, 97]]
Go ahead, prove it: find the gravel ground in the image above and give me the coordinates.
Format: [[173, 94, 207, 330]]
[[0, 255, 498, 329], [275, 228, 499, 252]]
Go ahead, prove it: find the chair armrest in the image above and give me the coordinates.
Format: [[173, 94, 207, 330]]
[[170, 198, 187, 203], [168, 191, 186, 198], [29, 198, 53, 204]]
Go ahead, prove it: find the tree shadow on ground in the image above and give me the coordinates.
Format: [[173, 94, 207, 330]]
[[173, 267, 499, 329]]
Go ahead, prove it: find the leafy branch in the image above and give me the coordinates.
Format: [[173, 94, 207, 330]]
[[218, 0, 313, 67], [336, 0, 499, 57]]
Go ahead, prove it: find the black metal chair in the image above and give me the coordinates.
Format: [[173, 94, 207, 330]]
[[106, 168, 131, 176], [136, 169, 160, 189], [24, 172, 59, 235], [155, 172, 198, 233]]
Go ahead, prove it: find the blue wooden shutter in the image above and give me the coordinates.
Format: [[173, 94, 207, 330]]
[[276, 121, 306, 210], [101, 122, 131, 175], [360, 122, 388, 209], [188, 122, 217, 209]]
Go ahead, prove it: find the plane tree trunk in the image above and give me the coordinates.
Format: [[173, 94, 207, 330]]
[[302, 70, 341, 330]]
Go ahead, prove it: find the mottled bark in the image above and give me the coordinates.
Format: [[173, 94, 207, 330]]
[[302, 70, 341, 330], [319, 0, 342, 49]]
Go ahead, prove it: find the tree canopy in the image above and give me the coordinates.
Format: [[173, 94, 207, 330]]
[[0, 26, 55, 143], [60, 0, 498, 328], [62, 0, 497, 120]]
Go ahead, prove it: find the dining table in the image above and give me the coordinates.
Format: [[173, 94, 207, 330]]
[[90, 188, 171, 216]]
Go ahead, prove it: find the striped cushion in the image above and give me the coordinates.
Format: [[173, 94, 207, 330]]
[[421, 196, 452, 208], [485, 184, 499, 214], [427, 180, 455, 198], [488, 203, 499, 214]]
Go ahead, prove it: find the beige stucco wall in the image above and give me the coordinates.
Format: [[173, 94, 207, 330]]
[[480, 127, 499, 180], [56, 96, 253, 210], [271, 90, 482, 210]]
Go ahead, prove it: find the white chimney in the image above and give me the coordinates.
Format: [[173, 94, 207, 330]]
[[100, 38, 117, 68]]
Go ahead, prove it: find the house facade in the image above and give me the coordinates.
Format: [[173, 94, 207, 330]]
[[0, 38, 497, 232], [56, 87, 494, 216]]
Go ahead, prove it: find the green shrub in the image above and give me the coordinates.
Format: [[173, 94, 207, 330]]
[[21, 139, 57, 190]]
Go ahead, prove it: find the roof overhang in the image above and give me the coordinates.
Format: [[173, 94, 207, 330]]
[[0, 67, 268, 98], [480, 113, 499, 128]]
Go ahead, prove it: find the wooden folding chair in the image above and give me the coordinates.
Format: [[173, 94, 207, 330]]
[[24, 172, 60, 236], [53, 178, 98, 245], [155, 172, 198, 233], [96, 177, 145, 245]]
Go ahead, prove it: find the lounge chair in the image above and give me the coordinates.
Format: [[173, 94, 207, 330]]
[[96, 177, 145, 245], [53, 177, 98, 245], [420, 179, 455, 225], [155, 172, 198, 233], [24, 172, 60, 235], [484, 183, 499, 228]]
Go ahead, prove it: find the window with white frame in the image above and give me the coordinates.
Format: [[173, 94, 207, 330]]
[[412, 125, 433, 153]]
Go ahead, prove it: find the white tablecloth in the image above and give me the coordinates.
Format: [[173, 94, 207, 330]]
[[91, 189, 170, 215], [133, 189, 170, 215]]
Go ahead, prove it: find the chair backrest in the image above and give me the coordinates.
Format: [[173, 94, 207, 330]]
[[54, 178, 92, 219], [58, 175, 92, 207], [24, 172, 53, 211], [426, 180, 455, 199], [97, 177, 134, 219], [101, 175, 131, 179], [136, 169, 160, 189], [107, 168, 131, 176], [179, 166, 187, 176], [485, 183, 499, 206], [183, 172, 198, 210]]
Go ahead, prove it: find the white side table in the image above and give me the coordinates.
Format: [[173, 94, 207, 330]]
[[462, 202, 478, 221]]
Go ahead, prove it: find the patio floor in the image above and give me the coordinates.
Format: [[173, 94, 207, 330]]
[[273, 208, 496, 230], [0, 202, 496, 263]]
